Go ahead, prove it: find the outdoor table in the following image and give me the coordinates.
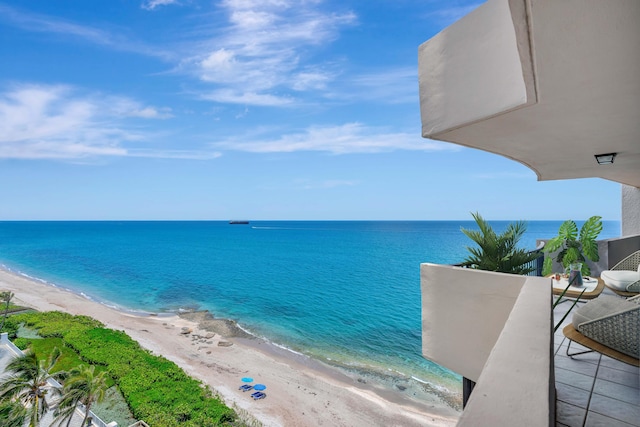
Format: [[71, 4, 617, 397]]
[[551, 275, 604, 301]]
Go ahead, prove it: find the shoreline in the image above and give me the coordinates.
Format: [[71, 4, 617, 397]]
[[0, 266, 460, 426], [178, 309, 462, 410]]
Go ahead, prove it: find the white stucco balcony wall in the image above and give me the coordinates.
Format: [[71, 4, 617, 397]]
[[421, 264, 553, 426]]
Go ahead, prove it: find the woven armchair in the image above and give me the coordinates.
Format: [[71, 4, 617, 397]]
[[600, 250, 640, 296], [564, 294, 639, 366]]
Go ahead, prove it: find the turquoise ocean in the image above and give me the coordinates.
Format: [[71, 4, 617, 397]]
[[0, 220, 621, 401]]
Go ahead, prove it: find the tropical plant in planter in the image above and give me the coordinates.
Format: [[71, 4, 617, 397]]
[[542, 216, 602, 276], [461, 212, 541, 275]]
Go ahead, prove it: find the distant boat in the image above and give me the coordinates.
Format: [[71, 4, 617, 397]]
[[229, 220, 250, 224]]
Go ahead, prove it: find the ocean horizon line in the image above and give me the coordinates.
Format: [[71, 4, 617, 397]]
[[0, 218, 623, 222]]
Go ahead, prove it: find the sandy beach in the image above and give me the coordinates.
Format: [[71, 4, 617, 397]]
[[0, 267, 459, 427]]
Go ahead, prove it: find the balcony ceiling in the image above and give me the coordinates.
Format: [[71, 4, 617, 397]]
[[418, 0, 640, 188]]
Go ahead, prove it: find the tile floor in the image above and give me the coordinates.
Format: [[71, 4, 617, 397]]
[[554, 290, 640, 427]]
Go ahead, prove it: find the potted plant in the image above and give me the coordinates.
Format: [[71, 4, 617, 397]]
[[542, 216, 603, 276], [460, 212, 541, 274]]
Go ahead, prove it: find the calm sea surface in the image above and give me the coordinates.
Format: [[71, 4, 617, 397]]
[[0, 220, 620, 395]]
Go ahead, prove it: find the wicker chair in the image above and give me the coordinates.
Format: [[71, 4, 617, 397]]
[[600, 250, 640, 296], [563, 294, 639, 366]]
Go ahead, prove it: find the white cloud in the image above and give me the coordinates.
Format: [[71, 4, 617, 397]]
[[182, 0, 356, 105], [211, 123, 457, 154], [141, 0, 180, 11], [0, 83, 213, 160], [200, 89, 293, 106], [107, 98, 175, 119], [291, 69, 333, 91], [0, 4, 109, 43], [0, 85, 124, 159], [127, 107, 174, 119]]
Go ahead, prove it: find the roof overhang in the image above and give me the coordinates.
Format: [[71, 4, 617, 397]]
[[418, 0, 640, 188]]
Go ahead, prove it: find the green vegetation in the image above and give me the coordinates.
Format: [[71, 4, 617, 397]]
[[461, 212, 540, 274], [13, 337, 114, 388], [0, 347, 64, 427], [6, 311, 237, 426], [0, 399, 28, 427], [54, 364, 109, 427], [0, 291, 15, 331], [542, 216, 603, 276]]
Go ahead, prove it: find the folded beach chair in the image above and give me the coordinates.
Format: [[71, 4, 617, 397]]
[[563, 294, 639, 366], [600, 250, 640, 296], [239, 384, 253, 392]]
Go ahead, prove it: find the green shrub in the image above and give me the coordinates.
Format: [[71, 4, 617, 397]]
[[12, 337, 33, 350], [10, 311, 236, 425], [12, 311, 102, 338], [0, 316, 20, 338]]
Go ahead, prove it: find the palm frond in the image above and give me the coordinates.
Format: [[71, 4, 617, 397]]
[[0, 347, 65, 427], [0, 400, 27, 427], [461, 213, 537, 274]]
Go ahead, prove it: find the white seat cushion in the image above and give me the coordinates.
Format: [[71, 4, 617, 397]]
[[601, 270, 640, 291]]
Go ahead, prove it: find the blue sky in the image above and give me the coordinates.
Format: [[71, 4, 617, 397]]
[[0, 0, 621, 221]]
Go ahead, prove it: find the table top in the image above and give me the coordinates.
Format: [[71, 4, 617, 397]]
[[551, 275, 604, 299]]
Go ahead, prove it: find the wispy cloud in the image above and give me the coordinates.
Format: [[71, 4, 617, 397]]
[[0, 83, 216, 160], [141, 0, 181, 11], [0, 3, 171, 59], [126, 149, 222, 160], [107, 97, 175, 119], [200, 89, 294, 107], [339, 67, 417, 104], [211, 123, 457, 154], [181, 0, 356, 106]]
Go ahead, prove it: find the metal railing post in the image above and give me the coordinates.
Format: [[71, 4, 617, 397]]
[[463, 377, 476, 408]]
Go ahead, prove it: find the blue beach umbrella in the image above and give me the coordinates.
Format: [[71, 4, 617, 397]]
[[253, 384, 266, 391], [241, 377, 253, 383]]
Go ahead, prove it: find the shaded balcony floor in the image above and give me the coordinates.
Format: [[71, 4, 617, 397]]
[[553, 290, 639, 427]]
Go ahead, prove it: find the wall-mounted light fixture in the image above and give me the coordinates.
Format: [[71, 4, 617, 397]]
[[594, 152, 617, 165]]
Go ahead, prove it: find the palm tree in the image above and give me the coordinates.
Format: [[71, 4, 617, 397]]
[[0, 291, 14, 331], [461, 212, 541, 275], [0, 347, 64, 427], [53, 364, 108, 427]]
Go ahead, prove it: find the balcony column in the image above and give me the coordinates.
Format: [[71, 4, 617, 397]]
[[622, 185, 640, 237]]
